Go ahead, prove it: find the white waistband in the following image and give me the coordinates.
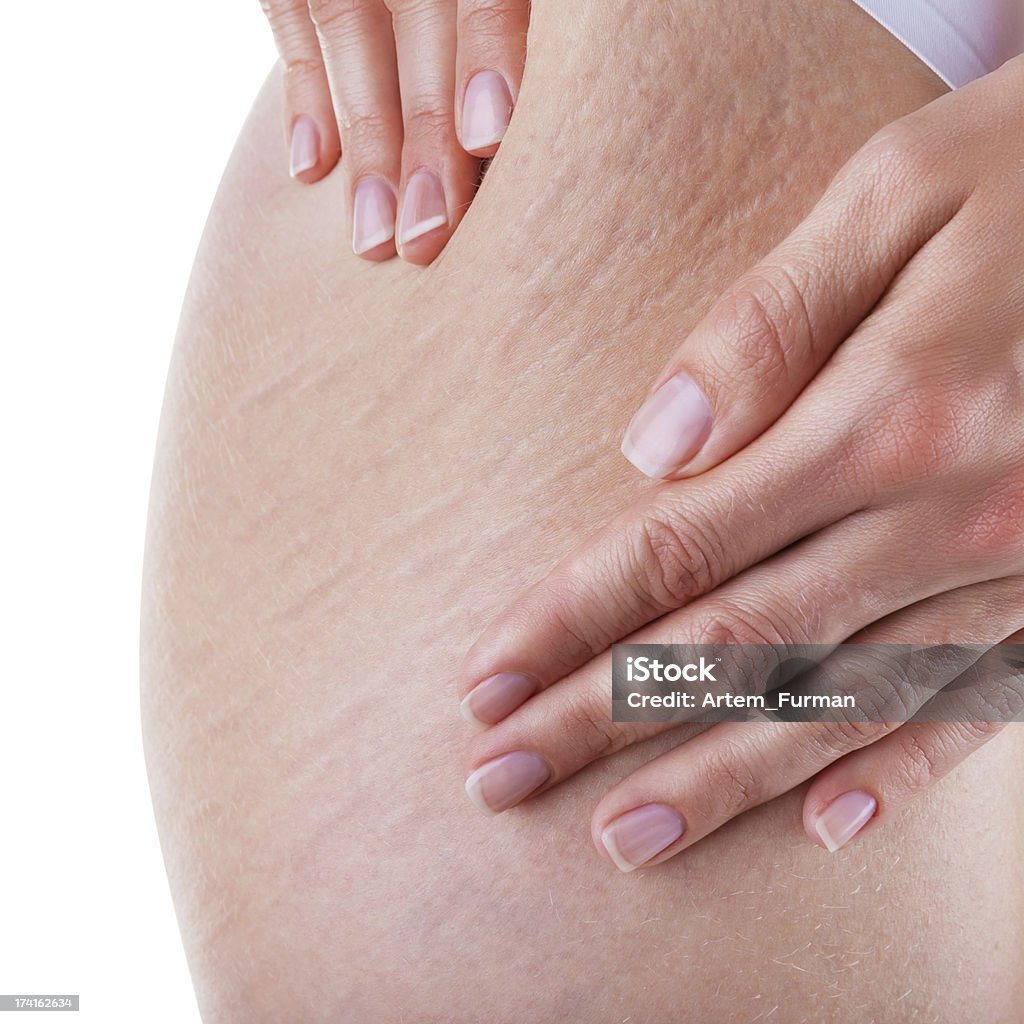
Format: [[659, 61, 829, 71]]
[[850, 0, 1022, 87]]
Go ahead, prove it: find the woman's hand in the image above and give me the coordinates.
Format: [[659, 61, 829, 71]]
[[259, 0, 528, 263], [457, 56, 1024, 867]]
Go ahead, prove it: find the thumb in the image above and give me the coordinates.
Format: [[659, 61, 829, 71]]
[[621, 131, 962, 479]]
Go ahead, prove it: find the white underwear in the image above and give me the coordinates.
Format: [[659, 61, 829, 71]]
[[850, 0, 1023, 87]]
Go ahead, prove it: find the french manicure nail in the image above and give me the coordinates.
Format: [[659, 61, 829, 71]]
[[465, 752, 550, 815], [460, 673, 539, 728], [461, 71, 514, 151], [289, 116, 320, 178], [352, 178, 397, 255], [814, 791, 877, 853], [398, 171, 448, 246], [601, 804, 686, 873], [620, 372, 713, 478]]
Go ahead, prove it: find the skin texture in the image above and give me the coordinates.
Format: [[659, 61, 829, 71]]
[[261, 0, 529, 263], [457, 55, 1024, 869], [142, 1, 1024, 1020]]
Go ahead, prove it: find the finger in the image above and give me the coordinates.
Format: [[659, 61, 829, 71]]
[[804, 722, 1004, 853], [805, 613, 1024, 853], [261, 0, 342, 182], [592, 583, 1024, 871], [307, 0, 404, 260], [455, 0, 529, 156], [463, 507, 975, 814], [619, 122, 968, 479], [459, 208, 1023, 723], [459, 416, 869, 723], [388, 0, 479, 265]]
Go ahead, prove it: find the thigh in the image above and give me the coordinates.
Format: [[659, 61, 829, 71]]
[[142, 2, 1024, 1021]]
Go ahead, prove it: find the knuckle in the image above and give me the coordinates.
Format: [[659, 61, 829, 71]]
[[967, 681, 1022, 725], [629, 504, 722, 611], [281, 54, 326, 85], [307, 0, 368, 31], [556, 688, 635, 764], [893, 728, 946, 791], [711, 266, 812, 389], [848, 296, 1024, 491], [839, 654, 920, 722], [262, 0, 309, 30], [459, 0, 523, 37], [958, 719, 1007, 744], [262, 0, 324, 68], [953, 480, 1024, 568], [545, 595, 607, 667], [387, 0, 456, 17], [404, 97, 456, 145], [339, 106, 398, 147], [814, 715, 893, 755], [690, 603, 789, 648], [855, 117, 940, 194], [866, 381, 967, 486], [695, 740, 765, 820]]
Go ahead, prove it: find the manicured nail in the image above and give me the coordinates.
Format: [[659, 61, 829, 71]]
[[398, 171, 448, 246], [289, 116, 319, 178], [814, 791, 877, 853], [461, 71, 514, 151], [460, 673, 538, 728], [352, 178, 397, 255], [620, 373, 713, 478], [464, 752, 550, 815], [601, 804, 686, 873]]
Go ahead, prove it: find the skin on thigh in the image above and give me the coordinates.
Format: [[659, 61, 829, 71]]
[[142, 1, 1024, 1021]]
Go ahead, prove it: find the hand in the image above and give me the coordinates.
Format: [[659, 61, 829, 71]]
[[457, 57, 1024, 868], [259, 0, 528, 263]]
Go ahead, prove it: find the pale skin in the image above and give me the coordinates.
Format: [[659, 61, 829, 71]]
[[143, 1, 1024, 1019], [459, 54, 1024, 870], [259, 0, 529, 263]]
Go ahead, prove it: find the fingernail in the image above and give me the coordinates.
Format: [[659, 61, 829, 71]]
[[398, 171, 448, 246], [814, 791, 877, 853], [461, 71, 514, 151], [601, 804, 686, 873], [460, 673, 539, 728], [289, 116, 320, 178], [620, 373, 713, 478], [352, 178, 397, 255], [464, 752, 550, 815]]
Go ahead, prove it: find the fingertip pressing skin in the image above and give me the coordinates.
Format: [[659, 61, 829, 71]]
[[289, 115, 321, 179], [600, 804, 687, 873], [464, 751, 551, 815], [620, 373, 714, 478], [810, 790, 878, 852], [460, 672, 539, 728], [352, 177, 398, 257], [397, 170, 450, 259], [460, 70, 514, 153]]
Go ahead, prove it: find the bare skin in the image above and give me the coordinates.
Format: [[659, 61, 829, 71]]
[[142, 1, 1024, 1020]]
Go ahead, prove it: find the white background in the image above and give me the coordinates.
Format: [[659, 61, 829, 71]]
[[1, 4, 275, 1020]]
